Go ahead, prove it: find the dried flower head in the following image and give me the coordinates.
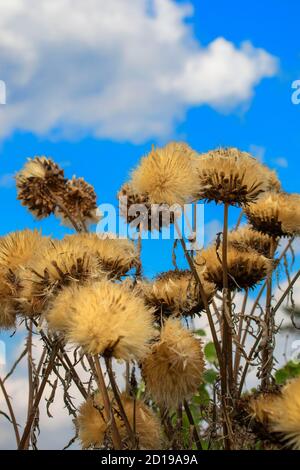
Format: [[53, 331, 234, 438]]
[[47, 280, 155, 360], [131, 142, 199, 206], [245, 192, 300, 237], [118, 182, 177, 232], [196, 245, 271, 290], [0, 230, 48, 328], [56, 176, 100, 228], [64, 233, 140, 278], [249, 378, 300, 450], [142, 318, 204, 408], [16, 156, 66, 219], [77, 392, 162, 449], [269, 377, 300, 450], [248, 392, 280, 425], [20, 237, 102, 315], [141, 269, 215, 318], [228, 226, 276, 258], [195, 148, 273, 206]]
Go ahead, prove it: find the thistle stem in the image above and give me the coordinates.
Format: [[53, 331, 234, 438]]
[[18, 342, 59, 449], [233, 288, 249, 382], [220, 202, 235, 450], [0, 376, 20, 447], [183, 400, 202, 451], [104, 356, 137, 448], [222, 203, 233, 394], [93, 355, 122, 450], [261, 235, 277, 390]]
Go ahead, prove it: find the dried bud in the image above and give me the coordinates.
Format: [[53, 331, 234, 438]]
[[16, 156, 66, 219], [56, 176, 100, 227]]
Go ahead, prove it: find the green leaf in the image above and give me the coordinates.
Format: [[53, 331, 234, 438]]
[[204, 342, 218, 364], [275, 360, 300, 385], [203, 369, 218, 384], [194, 329, 206, 337], [197, 384, 210, 406]]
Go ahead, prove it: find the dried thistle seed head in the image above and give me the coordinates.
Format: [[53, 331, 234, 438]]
[[248, 392, 281, 425], [131, 141, 199, 206], [195, 147, 271, 206], [20, 238, 102, 316], [16, 156, 66, 219], [269, 377, 300, 450], [264, 166, 281, 192], [121, 393, 163, 450], [0, 230, 49, 329], [196, 245, 271, 291], [118, 182, 177, 232], [77, 392, 162, 450], [228, 226, 276, 258], [77, 393, 108, 449], [142, 318, 204, 409], [245, 192, 300, 237], [55, 176, 100, 228], [64, 233, 140, 278], [141, 269, 215, 318], [47, 280, 155, 360]]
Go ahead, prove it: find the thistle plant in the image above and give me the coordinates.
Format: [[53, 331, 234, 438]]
[[0, 146, 300, 451]]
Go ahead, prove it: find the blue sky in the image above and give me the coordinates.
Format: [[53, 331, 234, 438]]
[[0, 0, 299, 277], [0, 0, 300, 449]]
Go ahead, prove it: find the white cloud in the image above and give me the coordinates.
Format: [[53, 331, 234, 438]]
[[273, 157, 288, 168], [0, 0, 278, 142]]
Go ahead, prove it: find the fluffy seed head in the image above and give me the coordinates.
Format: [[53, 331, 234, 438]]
[[142, 318, 204, 408], [56, 176, 100, 228], [77, 392, 162, 449], [64, 233, 140, 278], [20, 237, 102, 315], [196, 245, 271, 290], [131, 142, 199, 206], [269, 377, 300, 450], [0, 230, 48, 328], [195, 147, 273, 206], [141, 269, 215, 318], [228, 226, 276, 258], [245, 192, 300, 237], [248, 392, 280, 425], [249, 378, 300, 450], [16, 156, 66, 219], [47, 280, 155, 360]]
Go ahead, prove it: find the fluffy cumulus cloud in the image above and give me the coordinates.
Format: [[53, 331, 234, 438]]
[[0, 0, 278, 142]]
